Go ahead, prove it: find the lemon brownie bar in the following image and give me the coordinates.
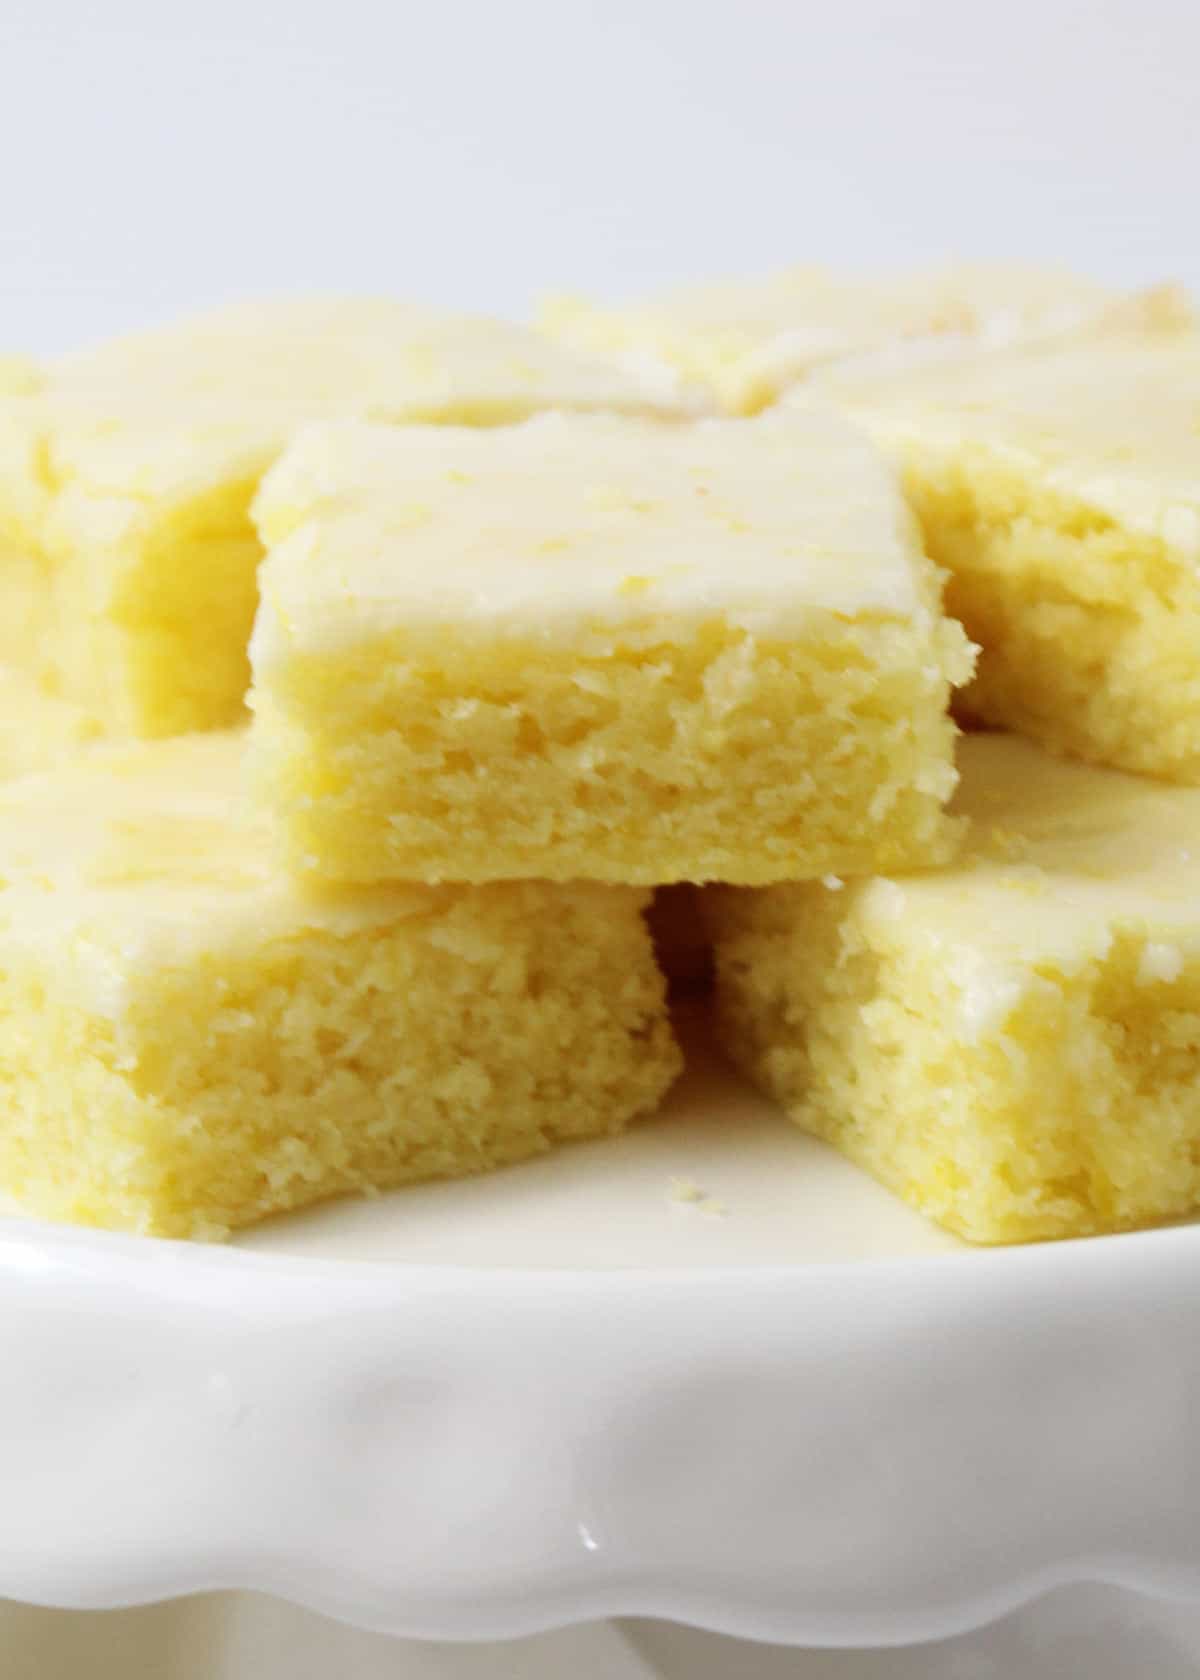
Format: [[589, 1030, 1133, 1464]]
[[540, 264, 1183, 416], [0, 297, 695, 745], [248, 407, 973, 885], [0, 732, 680, 1239], [709, 732, 1200, 1243], [824, 337, 1200, 780]]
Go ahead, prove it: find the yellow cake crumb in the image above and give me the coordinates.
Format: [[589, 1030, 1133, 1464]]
[[0, 355, 41, 395], [667, 1176, 727, 1216], [0, 733, 681, 1239], [821, 336, 1200, 781], [708, 734, 1200, 1244], [539, 264, 1187, 415], [248, 408, 974, 885], [0, 665, 101, 781], [0, 297, 698, 747]]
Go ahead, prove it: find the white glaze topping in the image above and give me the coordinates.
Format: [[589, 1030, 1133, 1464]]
[[857, 735, 1200, 1036], [251, 407, 934, 660], [824, 338, 1200, 555], [0, 734, 444, 1014]]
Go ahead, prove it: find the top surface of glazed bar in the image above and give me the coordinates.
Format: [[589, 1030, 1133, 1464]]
[[0, 295, 699, 531], [539, 264, 1180, 413], [2, 296, 698, 507], [48, 295, 699, 418], [0, 734, 432, 1004], [251, 406, 933, 649], [820, 337, 1200, 549], [860, 733, 1200, 971]]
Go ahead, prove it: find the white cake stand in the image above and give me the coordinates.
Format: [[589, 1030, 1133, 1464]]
[[2, 1010, 1199, 1648]]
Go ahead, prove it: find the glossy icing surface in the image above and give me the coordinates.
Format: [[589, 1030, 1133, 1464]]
[[858, 734, 1200, 994], [252, 407, 932, 655], [0, 734, 446, 1010], [827, 338, 1200, 553]]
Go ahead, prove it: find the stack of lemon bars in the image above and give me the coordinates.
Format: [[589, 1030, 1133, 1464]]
[[1, 270, 1198, 1245]]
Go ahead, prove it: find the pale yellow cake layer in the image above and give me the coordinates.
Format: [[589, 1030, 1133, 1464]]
[[0, 541, 53, 668], [249, 410, 973, 884], [0, 665, 101, 781], [709, 733, 1200, 1244], [540, 264, 1189, 415], [0, 356, 41, 395], [0, 297, 696, 743], [822, 336, 1200, 780], [0, 733, 680, 1239]]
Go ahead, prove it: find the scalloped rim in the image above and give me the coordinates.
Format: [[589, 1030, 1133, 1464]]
[[3, 1216, 1200, 1646]]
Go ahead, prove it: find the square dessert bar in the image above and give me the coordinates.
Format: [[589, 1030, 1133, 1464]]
[[248, 408, 974, 885], [539, 264, 1186, 416], [708, 733, 1200, 1244], [0, 297, 696, 747], [824, 337, 1200, 781], [0, 733, 680, 1239]]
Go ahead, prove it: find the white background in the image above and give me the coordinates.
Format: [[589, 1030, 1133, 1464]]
[[2, 0, 1197, 353]]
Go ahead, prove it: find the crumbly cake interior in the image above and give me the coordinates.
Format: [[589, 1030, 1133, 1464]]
[[822, 336, 1200, 781], [47, 467, 265, 739], [0, 665, 100, 781], [252, 614, 970, 884], [709, 734, 1200, 1242], [0, 407, 286, 739], [0, 736, 680, 1237], [0, 542, 53, 669], [712, 887, 1200, 1242], [907, 454, 1200, 780], [0, 885, 678, 1239]]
